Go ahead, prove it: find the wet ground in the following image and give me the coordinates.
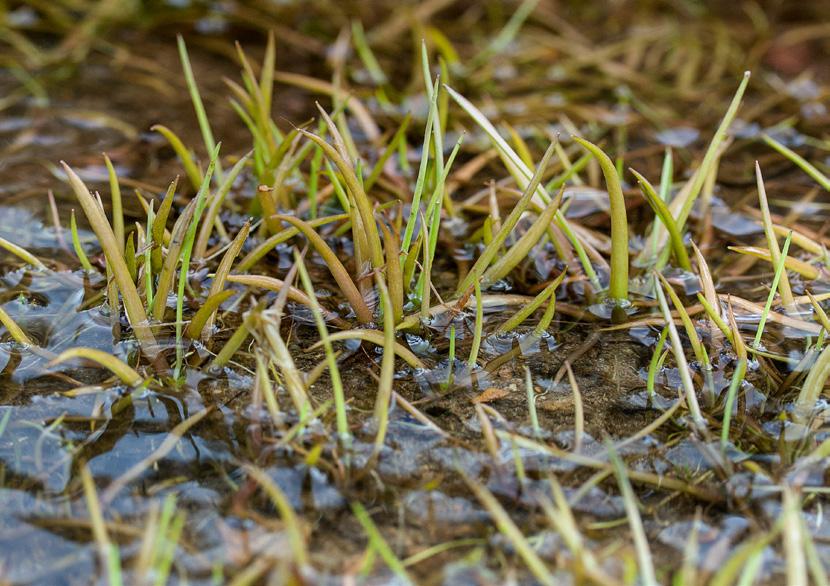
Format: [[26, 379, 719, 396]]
[[2, 1, 830, 584]]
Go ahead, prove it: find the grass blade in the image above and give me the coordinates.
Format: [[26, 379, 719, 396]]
[[151, 177, 178, 274], [299, 118, 384, 271], [81, 464, 122, 586], [378, 221, 403, 326], [150, 125, 203, 190], [351, 502, 413, 584], [0, 235, 47, 270], [481, 186, 563, 287], [274, 214, 373, 324], [727, 246, 818, 280], [309, 330, 425, 370], [467, 275, 484, 369], [70, 209, 94, 271], [183, 291, 234, 341], [492, 271, 566, 335], [194, 149, 253, 260], [763, 133, 830, 190], [606, 441, 658, 586], [573, 137, 628, 304], [295, 250, 350, 444], [48, 347, 144, 387], [372, 276, 396, 457], [103, 153, 124, 255], [177, 35, 223, 183], [246, 466, 309, 569], [756, 162, 796, 311], [654, 275, 705, 428], [657, 72, 750, 269], [630, 167, 690, 271], [197, 219, 250, 336], [752, 231, 793, 348], [462, 469, 554, 585], [795, 337, 830, 422]]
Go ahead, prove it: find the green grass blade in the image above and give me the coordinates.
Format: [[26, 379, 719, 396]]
[[446, 84, 550, 205], [657, 274, 707, 367], [544, 151, 590, 192], [696, 293, 734, 344], [468, 275, 484, 369], [532, 285, 560, 337], [351, 502, 413, 584], [0, 235, 47, 270], [152, 198, 196, 321], [752, 231, 793, 348], [606, 441, 658, 586], [468, 0, 541, 70], [274, 214, 373, 325], [70, 209, 94, 272], [657, 71, 750, 270], [196, 220, 250, 337], [177, 35, 223, 183], [421, 43, 449, 218], [194, 149, 253, 260], [150, 125, 203, 190], [756, 161, 796, 311], [573, 137, 629, 303], [151, 177, 178, 274], [646, 327, 669, 397], [0, 305, 34, 347], [456, 139, 557, 296], [720, 351, 746, 455], [493, 271, 566, 335], [462, 469, 553, 585], [419, 211, 432, 319], [209, 320, 249, 371], [309, 330, 425, 370], [378, 221, 403, 326], [630, 168, 690, 271], [481, 187, 563, 287], [372, 276, 396, 457], [48, 347, 144, 386], [295, 250, 350, 444], [299, 117, 384, 271], [365, 112, 410, 192], [400, 81, 437, 254], [103, 153, 124, 255], [246, 466, 309, 568], [183, 291, 234, 341], [352, 20, 389, 86], [174, 147, 220, 374], [654, 275, 705, 428], [124, 232, 136, 283], [763, 133, 830, 191], [647, 147, 674, 259]]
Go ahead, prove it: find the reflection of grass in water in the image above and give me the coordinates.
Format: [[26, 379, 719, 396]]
[[3, 1, 830, 583]]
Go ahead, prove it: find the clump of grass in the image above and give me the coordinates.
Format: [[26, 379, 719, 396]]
[[17, 5, 830, 585]]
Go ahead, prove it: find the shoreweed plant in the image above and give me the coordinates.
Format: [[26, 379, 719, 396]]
[[7, 5, 830, 584]]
